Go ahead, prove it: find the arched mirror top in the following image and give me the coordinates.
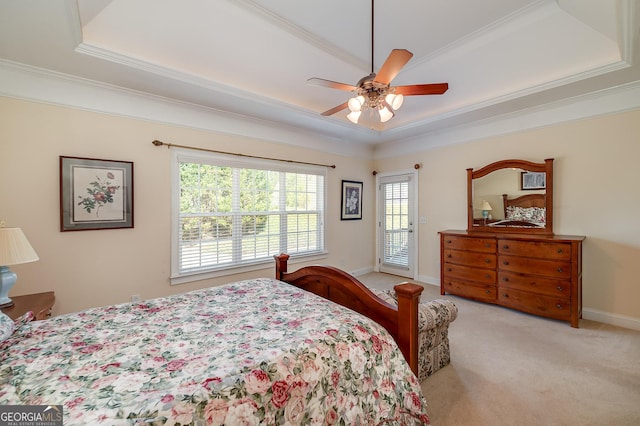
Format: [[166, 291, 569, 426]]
[[467, 158, 554, 235]]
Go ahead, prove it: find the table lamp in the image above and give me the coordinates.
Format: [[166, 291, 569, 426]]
[[481, 200, 493, 219], [0, 223, 39, 308]]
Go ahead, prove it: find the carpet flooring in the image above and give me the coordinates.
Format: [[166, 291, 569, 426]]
[[358, 272, 640, 425]]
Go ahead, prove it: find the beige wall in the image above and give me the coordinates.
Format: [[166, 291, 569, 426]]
[[0, 97, 376, 315], [374, 109, 640, 325], [2, 96, 638, 327]]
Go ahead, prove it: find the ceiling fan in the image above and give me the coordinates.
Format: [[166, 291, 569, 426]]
[[307, 0, 448, 125]]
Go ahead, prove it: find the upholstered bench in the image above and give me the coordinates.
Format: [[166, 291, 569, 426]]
[[372, 289, 458, 381]]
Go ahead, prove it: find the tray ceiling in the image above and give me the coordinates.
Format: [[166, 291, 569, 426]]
[[0, 0, 638, 154]]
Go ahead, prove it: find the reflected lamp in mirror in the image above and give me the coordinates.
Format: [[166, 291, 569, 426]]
[[481, 200, 493, 219], [0, 223, 39, 308]]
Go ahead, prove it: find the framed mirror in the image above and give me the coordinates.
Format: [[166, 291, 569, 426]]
[[467, 158, 553, 235]]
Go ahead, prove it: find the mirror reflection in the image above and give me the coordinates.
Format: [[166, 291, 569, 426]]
[[467, 158, 553, 235], [472, 168, 546, 228]]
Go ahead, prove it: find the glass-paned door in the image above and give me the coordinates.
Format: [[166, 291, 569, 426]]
[[378, 173, 415, 278]]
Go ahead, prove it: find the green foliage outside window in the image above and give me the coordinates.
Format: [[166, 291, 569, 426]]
[[177, 160, 324, 272]]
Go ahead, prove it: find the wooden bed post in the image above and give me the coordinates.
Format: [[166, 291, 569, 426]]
[[274, 253, 289, 279], [394, 283, 423, 377], [274, 253, 424, 378]]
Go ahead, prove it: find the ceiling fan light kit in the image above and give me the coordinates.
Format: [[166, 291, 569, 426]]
[[345, 87, 403, 124], [307, 0, 448, 126], [346, 110, 361, 124], [378, 104, 394, 123], [386, 93, 403, 110]]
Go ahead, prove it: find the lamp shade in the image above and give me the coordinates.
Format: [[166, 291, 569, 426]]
[[0, 227, 39, 266], [385, 93, 404, 110], [347, 110, 361, 124], [480, 200, 493, 211], [348, 96, 364, 112], [379, 106, 394, 123]]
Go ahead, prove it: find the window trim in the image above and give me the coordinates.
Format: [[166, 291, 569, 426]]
[[170, 148, 327, 284]]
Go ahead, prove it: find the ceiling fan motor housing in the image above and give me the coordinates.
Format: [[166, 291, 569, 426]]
[[356, 75, 394, 110]]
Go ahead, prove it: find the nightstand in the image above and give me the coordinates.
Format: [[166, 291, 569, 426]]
[[1, 292, 55, 321]]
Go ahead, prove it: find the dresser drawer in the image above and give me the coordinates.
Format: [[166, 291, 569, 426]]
[[498, 240, 571, 261], [443, 263, 496, 284], [499, 255, 571, 279], [498, 271, 571, 297], [444, 249, 496, 268], [442, 235, 496, 253], [499, 288, 571, 321], [443, 278, 496, 302]]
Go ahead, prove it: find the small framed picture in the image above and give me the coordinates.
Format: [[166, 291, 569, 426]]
[[520, 171, 546, 190], [341, 180, 363, 220], [60, 156, 134, 231]]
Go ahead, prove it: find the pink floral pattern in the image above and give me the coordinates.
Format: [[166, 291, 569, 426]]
[[0, 279, 429, 425]]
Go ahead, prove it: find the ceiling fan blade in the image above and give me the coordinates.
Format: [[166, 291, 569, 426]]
[[307, 78, 357, 92], [374, 49, 413, 85], [321, 102, 349, 116], [395, 83, 449, 96]]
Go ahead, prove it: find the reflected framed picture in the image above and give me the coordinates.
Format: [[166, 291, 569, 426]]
[[341, 180, 363, 220], [520, 171, 546, 190], [60, 156, 134, 231]]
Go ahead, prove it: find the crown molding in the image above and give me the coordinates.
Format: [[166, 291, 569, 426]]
[[374, 79, 640, 159], [2, 58, 639, 162], [0, 59, 372, 159]]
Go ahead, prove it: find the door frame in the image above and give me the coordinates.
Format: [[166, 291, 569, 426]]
[[375, 168, 419, 279]]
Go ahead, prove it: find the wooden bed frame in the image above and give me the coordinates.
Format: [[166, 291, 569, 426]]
[[274, 254, 423, 376], [502, 193, 545, 215], [500, 193, 546, 227]]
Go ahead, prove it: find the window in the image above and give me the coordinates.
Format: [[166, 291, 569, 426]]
[[171, 149, 326, 283]]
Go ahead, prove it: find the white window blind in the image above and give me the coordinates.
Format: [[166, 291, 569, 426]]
[[171, 149, 326, 282]]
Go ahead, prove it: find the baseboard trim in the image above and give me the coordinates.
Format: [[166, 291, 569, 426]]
[[582, 308, 640, 331], [351, 266, 374, 277], [417, 275, 440, 287]]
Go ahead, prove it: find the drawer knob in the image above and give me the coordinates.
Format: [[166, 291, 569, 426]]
[[502, 245, 509, 250], [556, 304, 563, 309], [557, 267, 563, 273], [447, 254, 452, 258], [485, 274, 491, 279], [503, 261, 509, 266], [556, 286, 564, 291], [557, 248, 564, 254], [485, 290, 491, 294], [503, 293, 509, 298], [485, 243, 491, 248], [485, 259, 491, 263], [447, 268, 452, 272], [502, 277, 509, 282], [447, 240, 452, 244]]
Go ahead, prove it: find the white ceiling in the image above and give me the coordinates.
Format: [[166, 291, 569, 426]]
[[1, 0, 639, 156]]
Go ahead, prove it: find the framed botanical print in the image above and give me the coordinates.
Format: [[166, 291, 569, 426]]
[[341, 180, 363, 220], [60, 156, 134, 231]]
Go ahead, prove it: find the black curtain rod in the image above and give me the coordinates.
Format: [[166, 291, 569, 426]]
[[152, 140, 336, 169]]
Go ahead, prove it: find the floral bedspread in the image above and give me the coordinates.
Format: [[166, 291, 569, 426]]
[[0, 278, 429, 425]]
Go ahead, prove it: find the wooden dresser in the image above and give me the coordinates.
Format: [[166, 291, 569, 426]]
[[440, 230, 585, 327]]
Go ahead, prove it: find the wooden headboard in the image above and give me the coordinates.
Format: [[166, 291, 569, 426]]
[[498, 193, 546, 227], [502, 193, 545, 216]]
